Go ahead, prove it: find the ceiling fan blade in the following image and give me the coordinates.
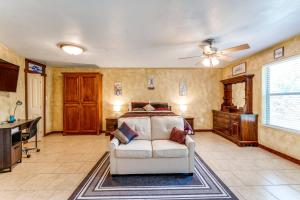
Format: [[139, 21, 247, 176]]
[[220, 44, 250, 53], [178, 55, 202, 60], [217, 54, 234, 62], [195, 61, 202, 66]]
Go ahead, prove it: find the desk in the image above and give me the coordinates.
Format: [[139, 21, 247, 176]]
[[0, 119, 33, 172]]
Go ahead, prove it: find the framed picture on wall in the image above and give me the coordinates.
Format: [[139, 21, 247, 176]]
[[147, 75, 155, 90], [274, 47, 284, 59], [114, 82, 122, 96], [179, 81, 187, 96], [232, 62, 246, 76]]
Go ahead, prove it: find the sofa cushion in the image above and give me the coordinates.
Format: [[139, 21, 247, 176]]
[[151, 116, 184, 140], [118, 117, 151, 140], [115, 140, 152, 158], [152, 140, 188, 158]]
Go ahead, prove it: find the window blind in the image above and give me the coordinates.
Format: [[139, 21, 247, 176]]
[[262, 55, 300, 132]]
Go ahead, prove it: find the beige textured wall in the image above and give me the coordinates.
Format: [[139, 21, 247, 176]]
[[0, 43, 26, 122], [48, 67, 223, 131], [222, 35, 300, 160]]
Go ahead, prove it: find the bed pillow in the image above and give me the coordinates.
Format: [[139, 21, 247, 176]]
[[143, 104, 155, 111], [112, 122, 139, 144], [169, 127, 187, 144], [132, 107, 146, 111]]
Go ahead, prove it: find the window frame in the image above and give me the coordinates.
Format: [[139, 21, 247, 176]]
[[262, 55, 300, 134]]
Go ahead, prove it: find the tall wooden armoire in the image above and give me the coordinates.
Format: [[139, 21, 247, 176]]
[[63, 73, 102, 135]]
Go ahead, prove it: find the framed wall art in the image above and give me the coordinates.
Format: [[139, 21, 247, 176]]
[[114, 82, 122, 96], [232, 62, 246, 76], [179, 81, 187, 96], [274, 47, 284, 59], [147, 75, 155, 90]]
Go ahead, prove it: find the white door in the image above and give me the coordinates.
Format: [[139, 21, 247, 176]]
[[27, 73, 44, 139]]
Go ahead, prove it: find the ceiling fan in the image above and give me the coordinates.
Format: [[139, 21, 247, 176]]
[[179, 39, 250, 67]]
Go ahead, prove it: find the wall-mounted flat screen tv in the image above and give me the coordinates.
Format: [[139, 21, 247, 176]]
[[0, 59, 20, 92]]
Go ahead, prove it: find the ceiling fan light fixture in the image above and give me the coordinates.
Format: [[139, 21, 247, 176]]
[[202, 57, 211, 67], [211, 57, 220, 66], [202, 57, 219, 67], [59, 43, 85, 55]]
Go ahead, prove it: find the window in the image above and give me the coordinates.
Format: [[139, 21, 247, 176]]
[[262, 55, 300, 132]]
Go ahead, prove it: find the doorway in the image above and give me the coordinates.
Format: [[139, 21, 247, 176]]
[[27, 73, 44, 139], [25, 59, 46, 138]]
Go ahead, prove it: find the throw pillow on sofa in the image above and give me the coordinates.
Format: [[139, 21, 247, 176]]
[[169, 127, 187, 144], [112, 122, 139, 144]]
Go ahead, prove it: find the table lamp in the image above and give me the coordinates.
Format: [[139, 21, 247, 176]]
[[9, 100, 22, 123]]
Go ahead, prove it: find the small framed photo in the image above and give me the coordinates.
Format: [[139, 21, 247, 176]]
[[114, 82, 122, 96], [179, 81, 187, 96], [232, 62, 246, 76], [147, 75, 155, 90], [274, 47, 284, 59]]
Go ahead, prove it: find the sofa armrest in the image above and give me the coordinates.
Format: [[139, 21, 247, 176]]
[[185, 135, 195, 173], [185, 135, 195, 150], [110, 137, 119, 175], [110, 137, 120, 151]]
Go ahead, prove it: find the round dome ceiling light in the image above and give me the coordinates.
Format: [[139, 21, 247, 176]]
[[59, 43, 85, 55]]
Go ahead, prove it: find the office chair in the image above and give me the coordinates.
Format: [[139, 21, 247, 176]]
[[22, 117, 41, 158]]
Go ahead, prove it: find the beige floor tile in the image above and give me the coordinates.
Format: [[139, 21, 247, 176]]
[[232, 170, 273, 186], [258, 170, 300, 185], [48, 190, 74, 200], [264, 185, 300, 200], [215, 171, 245, 187], [230, 186, 279, 200], [290, 185, 300, 193]]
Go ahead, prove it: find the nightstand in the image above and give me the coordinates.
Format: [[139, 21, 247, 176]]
[[105, 118, 118, 138], [184, 117, 194, 133]]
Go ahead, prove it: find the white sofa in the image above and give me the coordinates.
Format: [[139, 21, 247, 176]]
[[110, 116, 195, 175]]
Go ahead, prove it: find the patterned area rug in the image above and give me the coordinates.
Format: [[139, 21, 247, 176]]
[[69, 152, 238, 200]]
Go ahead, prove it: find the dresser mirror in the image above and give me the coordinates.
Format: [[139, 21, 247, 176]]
[[232, 82, 245, 111], [221, 74, 254, 114]]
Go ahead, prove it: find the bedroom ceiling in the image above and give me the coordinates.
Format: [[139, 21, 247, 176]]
[[0, 0, 300, 68]]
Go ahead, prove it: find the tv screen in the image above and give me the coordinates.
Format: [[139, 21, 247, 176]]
[[0, 59, 19, 92]]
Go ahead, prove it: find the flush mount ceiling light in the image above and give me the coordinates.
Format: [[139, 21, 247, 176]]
[[58, 43, 85, 55]]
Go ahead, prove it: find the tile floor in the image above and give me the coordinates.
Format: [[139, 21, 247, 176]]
[[0, 132, 299, 200]]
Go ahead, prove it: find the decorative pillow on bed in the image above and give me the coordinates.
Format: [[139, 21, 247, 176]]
[[132, 107, 146, 111], [169, 127, 187, 144], [112, 122, 139, 144], [143, 104, 155, 111]]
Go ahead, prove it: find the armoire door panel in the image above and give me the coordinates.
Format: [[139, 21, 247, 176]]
[[64, 75, 80, 103], [81, 75, 98, 103], [64, 105, 80, 133], [80, 104, 98, 133]]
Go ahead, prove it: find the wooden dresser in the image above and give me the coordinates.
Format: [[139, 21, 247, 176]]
[[213, 74, 258, 146], [213, 110, 258, 146], [63, 73, 102, 135]]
